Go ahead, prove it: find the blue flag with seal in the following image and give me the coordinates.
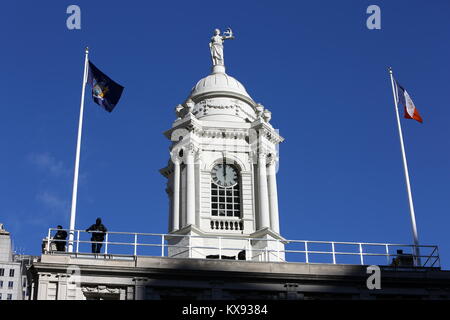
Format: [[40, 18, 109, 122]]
[[87, 61, 124, 112]]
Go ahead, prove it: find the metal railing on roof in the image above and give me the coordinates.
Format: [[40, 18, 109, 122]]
[[43, 228, 440, 268]]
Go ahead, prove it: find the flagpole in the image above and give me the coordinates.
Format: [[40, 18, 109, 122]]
[[388, 67, 421, 266], [68, 47, 89, 253]]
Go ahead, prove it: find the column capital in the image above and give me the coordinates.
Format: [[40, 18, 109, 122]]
[[186, 142, 199, 156], [184, 143, 199, 165], [170, 149, 182, 164], [194, 148, 202, 163], [132, 277, 149, 284], [266, 152, 278, 167], [258, 151, 268, 160]]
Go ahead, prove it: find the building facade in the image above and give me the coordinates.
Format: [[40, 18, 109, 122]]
[[30, 254, 450, 300], [0, 224, 32, 300]]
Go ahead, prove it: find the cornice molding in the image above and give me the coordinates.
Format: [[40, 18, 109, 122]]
[[251, 120, 284, 144]]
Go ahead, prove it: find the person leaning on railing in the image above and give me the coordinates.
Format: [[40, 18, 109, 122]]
[[85, 218, 108, 254], [53, 225, 68, 252], [391, 249, 415, 267]]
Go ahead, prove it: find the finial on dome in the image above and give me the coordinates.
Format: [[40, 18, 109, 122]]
[[209, 27, 234, 74]]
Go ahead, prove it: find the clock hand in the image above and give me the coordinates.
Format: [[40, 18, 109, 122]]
[[222, 156, 226, 180]]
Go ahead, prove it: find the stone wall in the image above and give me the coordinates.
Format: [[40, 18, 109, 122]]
[[30, 254, 450, 300]]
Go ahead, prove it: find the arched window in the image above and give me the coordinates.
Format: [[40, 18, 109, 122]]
[[210, 163, 241, 217]]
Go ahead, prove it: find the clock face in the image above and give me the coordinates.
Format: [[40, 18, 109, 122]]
[[211, 164, 238, 187]]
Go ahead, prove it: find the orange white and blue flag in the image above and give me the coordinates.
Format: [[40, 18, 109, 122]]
[[395, 80, 423, 123]]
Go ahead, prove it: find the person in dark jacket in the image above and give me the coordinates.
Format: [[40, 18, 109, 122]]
[[86, 218, 108, 254], [53, 225, 68, 252]]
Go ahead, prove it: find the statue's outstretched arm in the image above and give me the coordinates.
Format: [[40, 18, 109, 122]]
[[221, 35, 235, 41]]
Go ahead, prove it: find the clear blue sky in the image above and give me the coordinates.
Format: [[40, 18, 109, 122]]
[[1, 1, 450, 267]]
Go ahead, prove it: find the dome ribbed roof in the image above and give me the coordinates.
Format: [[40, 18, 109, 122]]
[[189, 71, 252, 100]]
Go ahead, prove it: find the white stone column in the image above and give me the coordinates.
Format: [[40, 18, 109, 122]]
[[172, 159, 181, 231], [258, 153, 270, 229], [37, 273, 51, 300], [186, 150, 196, 226], [195, 150, 202, 227], [167, 188, 173, 233], [56, 274, 69, 300], [267, 160, 280, 234]]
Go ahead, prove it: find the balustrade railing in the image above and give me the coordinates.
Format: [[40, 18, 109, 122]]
[[43, 228, 440, 268], [210, 219, 243, 231]]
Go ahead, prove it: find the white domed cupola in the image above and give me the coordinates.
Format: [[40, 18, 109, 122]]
[[160, 28, 285, 262], [187, 70, 258, 122]]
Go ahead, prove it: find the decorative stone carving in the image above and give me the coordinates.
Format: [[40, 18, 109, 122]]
[[186, 99, 195, 113], [252, 125, 284, 145], [187, 143, 198, 155], [262, 109, 272, 123], [170, 127, 190, 142], [200, 99, 237, 110], [256, 103, 265, 118], [258, 150, 269, 160], [255, 104, 273, 124], [175, 104, 184, 119], [175, 99, 195, 120], [81, 285, 121, 294], [193, 98, 256, 122]]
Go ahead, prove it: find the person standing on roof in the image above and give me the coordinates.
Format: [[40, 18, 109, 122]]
[[85, 218, 108, 254]]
